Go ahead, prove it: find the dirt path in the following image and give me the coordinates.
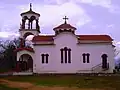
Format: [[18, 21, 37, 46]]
[[0, 79, 104, 90]]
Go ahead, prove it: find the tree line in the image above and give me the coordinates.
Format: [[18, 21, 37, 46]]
[[0, 38, 31, 72]]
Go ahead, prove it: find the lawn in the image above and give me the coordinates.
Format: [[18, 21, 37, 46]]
[[1, 75, 120, 90]]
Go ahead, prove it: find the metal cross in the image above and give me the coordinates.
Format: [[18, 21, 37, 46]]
[[63, 16, 68, 24]]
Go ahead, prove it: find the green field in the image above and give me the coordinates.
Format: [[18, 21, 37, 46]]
[[1, 75, 120, 90]]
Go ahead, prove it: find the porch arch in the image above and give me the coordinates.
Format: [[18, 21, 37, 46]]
[[23, 32, 34, 39], [18, 54, 33, 72]]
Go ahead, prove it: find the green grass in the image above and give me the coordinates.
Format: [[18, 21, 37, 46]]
[[0, 84, 20, 90], [2, 75, 120, 90]]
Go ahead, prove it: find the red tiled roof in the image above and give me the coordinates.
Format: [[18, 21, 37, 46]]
[[32, 35, 54, 42], [21, 10, 40, 16], [14, 48, 34, 52], [32, 35, 113, 42], [53, 23, 76, 30], [77, 35, 113, 41]]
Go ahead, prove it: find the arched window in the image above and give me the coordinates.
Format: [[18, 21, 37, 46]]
[[64, 47, 68, 63], [60, 48, 64, 63], [46, 54, 49, 64], [60, 47, 71, 64], [82, 53, 86, 63], [82, 53, 90, 63], [41, 54, 49, 64], [68, 48, 71, 63], [41, 54, 45, 63], [86, 53, 90, 63]]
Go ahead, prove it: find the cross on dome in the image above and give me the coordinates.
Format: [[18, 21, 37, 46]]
[[63, 16, 68, 24]]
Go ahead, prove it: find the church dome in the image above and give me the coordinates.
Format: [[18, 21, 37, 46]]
[[53, 16, 76, 35]]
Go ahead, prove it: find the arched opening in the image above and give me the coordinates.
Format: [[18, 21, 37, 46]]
[[30, 16, 36, 29], [30, 16, 36, 21], [101, 54, 108, 69], [23, 32, 34, 48], [18, 54, 33, 72], [32, 20, 36, 29], [23, 16, 28, 20], [23, 32, 34, 39], [26, 35, 34, 41], [25, 19, 29, 29], [23, 16, 29, 29]]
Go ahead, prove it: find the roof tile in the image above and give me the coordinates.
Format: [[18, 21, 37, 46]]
[[53, 23, 76, 30], [14, 48, 34, 52], [32, 35, 54, 42], [32, 35, 113, 42]]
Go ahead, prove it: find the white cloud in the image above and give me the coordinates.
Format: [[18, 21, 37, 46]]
[[116, 42, 120, 46], [0, 32, 19, 38], [71, 0, 120, 13], [44, 0, 69, 5], [78, 0, 111, 7], [0, 2, 90, 39], [1, 0, 119, 40], [19, 2, 91, 28], [107, 24, 114, 28]]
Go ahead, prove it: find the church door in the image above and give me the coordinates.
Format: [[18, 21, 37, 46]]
[[27, 56, 33, 71], [102, 54, 108, 69]]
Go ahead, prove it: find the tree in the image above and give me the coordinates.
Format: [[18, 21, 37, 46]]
[[0, 38, 21, 71], [0, 37, 32, 71]]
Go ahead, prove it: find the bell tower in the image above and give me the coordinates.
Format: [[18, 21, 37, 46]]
[[19, 3, 40, 39]]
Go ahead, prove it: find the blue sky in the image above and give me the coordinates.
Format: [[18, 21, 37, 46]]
[[0, 0, 120, 42]]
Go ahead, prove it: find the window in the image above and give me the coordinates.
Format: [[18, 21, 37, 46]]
[[82, 53, 90, 63], [41, 54, 49, 64], [60, 49, 64, 63], [68, 48, 71, 63], [60, 47, 71, 64], [86, 53, 90, 63], [82, 53, 86, 63], [64, 47, 68, 63], [46, 54, 49, 64], [41, 54, 45, 63]]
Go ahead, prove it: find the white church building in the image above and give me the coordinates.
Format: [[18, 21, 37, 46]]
[[15, 4, 115, 74]]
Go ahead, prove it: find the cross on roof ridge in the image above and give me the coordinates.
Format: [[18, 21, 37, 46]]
[[63, 16, 68, 24]]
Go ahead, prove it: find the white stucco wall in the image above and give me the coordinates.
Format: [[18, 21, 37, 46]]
[[33, 45, 55, 73], [33, 32, 115, 73]]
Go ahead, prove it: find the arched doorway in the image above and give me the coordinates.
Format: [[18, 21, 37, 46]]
[[18, 54, 33, 72], [101, 54, 108, 69]]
